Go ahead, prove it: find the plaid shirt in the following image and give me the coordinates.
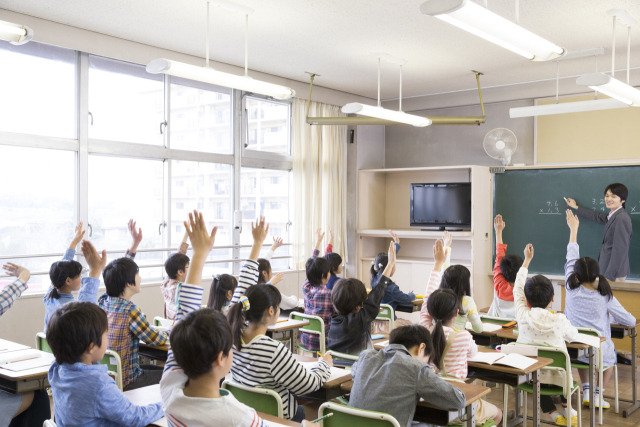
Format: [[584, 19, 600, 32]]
[[0, 278, 27, 317], [98, 294, 168, 388], [301, 281, 333, 351]]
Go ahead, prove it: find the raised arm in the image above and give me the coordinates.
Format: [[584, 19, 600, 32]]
[[514, 244, 533, 322], [564, 210, 580, 283], [178, 231, 189, 255], [126, 219, 143, 258], [264, 236, 283, 260], [0, 263, 30, 317], [231, 216, 268, 304], [493, 215, 511, 294], [362, 242, 397, 320], [312, 228, 325, 257], [78, 240, 107, 303], [68, 221, 85, 251]]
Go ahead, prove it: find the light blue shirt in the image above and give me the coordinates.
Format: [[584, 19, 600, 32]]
[[49, 361, 163, 427]]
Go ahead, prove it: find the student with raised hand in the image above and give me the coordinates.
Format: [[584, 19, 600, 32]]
[[323, 228, 345, 291], [0, 263, 51, 427], [229, 215, 269, 305], [348, 324, 466, 427], [161, 231, 190, 319], [207, 274, 238, 314], [564, 209, 636, 408], [565, 183, 632, 281], [514, 242, 581, 425], [258, 236, 299, 310], [44, 221, 107, 330], [125, 218, 144, 259], [47, 301, 163, 426], [488, 214, 522, 318]]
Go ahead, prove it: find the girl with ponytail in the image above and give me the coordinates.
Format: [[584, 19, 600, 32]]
[[206, 274, 237, 313], [565, 210, 636, 407]]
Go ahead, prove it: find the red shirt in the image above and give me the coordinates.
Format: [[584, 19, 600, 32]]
[[493, 243, 514, 301]]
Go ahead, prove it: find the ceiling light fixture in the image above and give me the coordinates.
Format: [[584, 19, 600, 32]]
[[340, 54, 431, 127], [420, 0, 564, 61], [0, 19, 33, 45], [576, 9, 640, 106], [147, 1, 294, 100]]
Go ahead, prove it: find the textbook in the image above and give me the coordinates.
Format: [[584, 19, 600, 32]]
[[299, 362, 351, 382], [468, 352, 537, 370], [568, 333, 602, 348]]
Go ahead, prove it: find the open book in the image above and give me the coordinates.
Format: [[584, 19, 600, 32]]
[[299, 362, 351, 382], [468, 352, 537, 370], [568, 333, 601, 348]]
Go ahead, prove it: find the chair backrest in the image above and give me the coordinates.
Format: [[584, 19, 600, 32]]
[[576, 327, 600, 337], [100, 349, 123, 391], [528, 344, 573, 396], [480, 315, 514, 325], [376, 304, 395, 332], [43, 420, 57, 427], [221, 379, 283, 417], [35, 332, 52, 353], [289, 312, 325, 354], [318, 402, 401, 427]]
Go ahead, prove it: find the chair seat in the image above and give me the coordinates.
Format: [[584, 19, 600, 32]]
[[518, 380, 579, 396]]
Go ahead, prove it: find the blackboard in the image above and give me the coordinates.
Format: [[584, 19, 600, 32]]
[[493, 166, 640, 279]]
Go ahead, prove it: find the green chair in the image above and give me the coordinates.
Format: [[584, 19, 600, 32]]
[[100, 349, 123, 391], [221, 379, 283, 417], [289, 312, 325, 355], [573, 327, 618, 423], [318, 401, 401, 427], [517, 345, 582, 427], [328, 350, 359, 369], [373, 304, 395, 333], [35, 332, 52, 353]]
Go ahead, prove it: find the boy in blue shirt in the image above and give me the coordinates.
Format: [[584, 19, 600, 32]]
[[47, 301, 163, 426]]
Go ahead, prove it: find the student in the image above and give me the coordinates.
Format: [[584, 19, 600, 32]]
[[301, 256, 332, 352], [0, 263, 51, 427], [43, 222, 107, 329], [258, 237, 298, 310], [348, 324, 466, 427], [514, 242, 581, 425], [370, 231, 413, 322], [564, 210, 636, 408], [328, 241, 397, 355], [426, 288, 502, 426], [487, 214, 522, 318], [47, 301, 163, 426], [99, 257, 169, 391], [207, 274, 237, 314], [566, 183, 632, 281], [323, 228, 343, 290], [161, 231, 189, 320]]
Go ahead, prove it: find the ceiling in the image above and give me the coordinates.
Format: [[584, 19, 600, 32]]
[[3, 0, 640, 105]]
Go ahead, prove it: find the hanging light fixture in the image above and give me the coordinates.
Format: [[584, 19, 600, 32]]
[[576, 10, 640, 106], [0, 20, 33, 45], [147, 0, 295, 100], [420, 0, 564, 61], [341, 54, 431, 127]]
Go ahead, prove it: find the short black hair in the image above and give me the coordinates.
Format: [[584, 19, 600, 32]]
[[305, 256, 330, 286], [389, 324, 432, 358], [524, 275, 554, 308], [47, 301, 108, 365], [171, 308, 232, 379], [605, 183, 628, 208], [331, 278, 367, 315], [257, 258, 272, 285], [324, 252, 342, 275], [103, 257, 139, 297], [499, 254, 524, 283], [165, 253, 190, 280], [48, 259, 83, 299]]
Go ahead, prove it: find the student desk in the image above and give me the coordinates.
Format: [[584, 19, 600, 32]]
[[0, 341, 54, 394], [340, 378, 491, 427], [292, 354, 352, 400], [123, 384, 301, 427], [611, 322, 640, 417], [466, 322, 504, 347], [395, 298, 423, 313], [495, 328, 602, 427]]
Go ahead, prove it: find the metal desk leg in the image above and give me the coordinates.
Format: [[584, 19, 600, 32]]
[[623, 326, 639, 417], [589, 346, 596, 427], [465, 399, 476, 427], [533, 370, 540, 427]]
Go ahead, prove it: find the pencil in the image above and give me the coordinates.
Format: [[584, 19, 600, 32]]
[[317, 352, 324, 358], [310, 413, 333, 423]]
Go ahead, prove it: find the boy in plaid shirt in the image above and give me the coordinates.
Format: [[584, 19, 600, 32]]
[[99, 256, 169, 390]]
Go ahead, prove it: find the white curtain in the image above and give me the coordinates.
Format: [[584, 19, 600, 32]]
[[292, 98, 347, 269]]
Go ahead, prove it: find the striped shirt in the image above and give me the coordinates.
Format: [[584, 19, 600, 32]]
[[231, 334, 330, 419], [98, 294, 169, 389], [0, 278, 27, 317], [419, 268, 442, 329], [433, 326, 477, 379], [230, 259, 260, 305], [161, 283, 264, 427]]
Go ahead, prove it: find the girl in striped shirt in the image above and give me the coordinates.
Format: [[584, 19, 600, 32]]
[[228, 284, 333, 421]]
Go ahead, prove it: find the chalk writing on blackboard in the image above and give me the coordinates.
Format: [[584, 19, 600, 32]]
[[538, 200, 561, 215]]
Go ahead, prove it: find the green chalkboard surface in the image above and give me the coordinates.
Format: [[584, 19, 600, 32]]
[[494, 166, 640, 279]]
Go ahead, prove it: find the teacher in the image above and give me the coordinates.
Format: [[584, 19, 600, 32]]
[[565, 183, 632, 282]]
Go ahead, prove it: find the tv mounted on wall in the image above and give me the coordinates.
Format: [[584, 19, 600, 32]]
[[410, 183, 471, 230]]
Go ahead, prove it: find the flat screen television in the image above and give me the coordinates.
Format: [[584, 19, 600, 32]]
[[410, 183, 471, 229]]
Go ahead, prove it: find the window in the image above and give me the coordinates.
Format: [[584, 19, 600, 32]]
[[244, 96, 291, 154], [0, 42, 76, 139], [169, 78, 232, 154], [88, 56, 164, 145]]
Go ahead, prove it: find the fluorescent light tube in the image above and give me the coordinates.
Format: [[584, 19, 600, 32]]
[[0, 20, 33, 45], [576, 73, 640, 106], [420, 0, 564, 61], [146, 58, 295, 100], [342, 103, 432, 127], [509, 98, 628, 118]]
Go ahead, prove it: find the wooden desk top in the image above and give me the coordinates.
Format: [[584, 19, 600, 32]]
[[469, 349, 554, 375], [0, 350, 54, 381], [611, 322, 640, 330], [267, 318, 309, 332], [140, 342, 169, 352], [411, 298, 423, 306]]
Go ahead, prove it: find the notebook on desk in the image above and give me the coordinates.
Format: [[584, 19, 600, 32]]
[[299, 362, 351, 382], [0, 350, 54, 372], [468, 352, 537, 370]]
